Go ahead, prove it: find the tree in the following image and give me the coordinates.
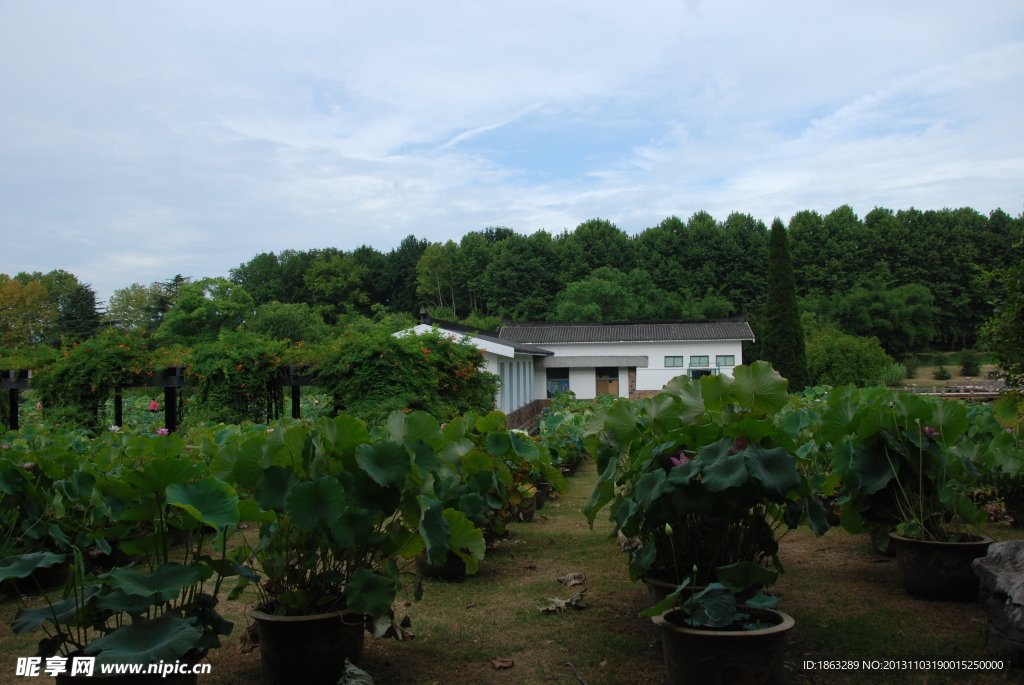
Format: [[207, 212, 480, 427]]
[[552, 267, 679, 321], [0, 276, 55, 347], [416, 241, 460, 313], [16, 269, 102, 342], [158, 277, 255, 344], [247, 301, 328, 342], [304, 252, 368, 324], [760, 218, 809, 389], [106, 283, 164, 332], [982, 258, 1024, 388], [826, 284, 938, 357], [806, 328, 893, 387]]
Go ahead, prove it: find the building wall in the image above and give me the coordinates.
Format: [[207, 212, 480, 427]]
[[533, 340, 744, 394], [489, 352, 538, 414]]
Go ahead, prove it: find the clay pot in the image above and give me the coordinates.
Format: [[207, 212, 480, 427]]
[[560, 462, 580, 477], [890, 533, 994, 601], [652, 608, 795, 685], [248, 608, 365, 685]]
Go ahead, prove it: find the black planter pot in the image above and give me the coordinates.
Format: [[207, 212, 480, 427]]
[[890, 533, 994, 601], [535, 481, 551, 510], [560, 462, 581, 477], [652, 608, 794, 685], [55, 649, 207, 685], [249, 608, 365, 685], [417, 550, 470, 581]]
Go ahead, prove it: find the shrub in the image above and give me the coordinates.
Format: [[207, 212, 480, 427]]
[[879, 363, 907, 387], [959, 349, 981, 377], [903, 356, 919, 378], [186, 330, 287, 425], [933, 366, 952, 381], [314, 325, 497, 425], [805, 328, 892, 387]]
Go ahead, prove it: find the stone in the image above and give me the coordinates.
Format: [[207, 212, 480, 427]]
[[973, 540, 1024, 663]]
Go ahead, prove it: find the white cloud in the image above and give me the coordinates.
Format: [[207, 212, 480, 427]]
[[1, 0, 1022, 300]]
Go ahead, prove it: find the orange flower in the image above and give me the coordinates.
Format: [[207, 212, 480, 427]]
[[237, 364, 244, 370]]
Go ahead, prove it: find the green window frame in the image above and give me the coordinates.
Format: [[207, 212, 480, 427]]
[[665, 356, 685, 367]]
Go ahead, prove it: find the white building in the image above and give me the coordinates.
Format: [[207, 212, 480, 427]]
[[403, 317, 757, 413], [403, 317, 754, 414]]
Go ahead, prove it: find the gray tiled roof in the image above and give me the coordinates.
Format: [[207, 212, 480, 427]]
[[498, 318, 755, 344], [422, 318, 553, 355]]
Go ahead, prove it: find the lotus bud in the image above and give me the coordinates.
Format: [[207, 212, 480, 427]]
[[664, 523, 673, 536]]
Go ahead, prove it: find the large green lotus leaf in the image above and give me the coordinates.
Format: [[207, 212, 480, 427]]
[[536, 462, 568, 493], [84, 612, 201, 666], [461, 450, 497, 475], [741, 446, 800, 499], [929, 401, 969, 442], [663, 375, 705, 423], [632, 470, 666, 507], [667, 459, 700, 486], [830, 437, 855, 477], [893, 393, 932, 428], [256, 465, 299, 513], [583, 478, 615, 523], [228, 435, 266, 490], [388, 411, 444, 448], [946, 493, 989, 526], [728, 415, 778, 443], [730, 362, 788, 416], [406, 441, 440, 476], [439, 438, 474, 463], [442, 508, 485, 574], [94, 588, 157, 615], [994, 396, 1023, 428], [604, 400, 637, 444], [848, 443, 898, 495], [700, 373, 733, 412], [417, 495, 450, 567], [152, 435, 187, 459], [355, 440, 411, 488], [167, 478, 239, 529], [802, 495, 830, 536], [442, 417, 468, 441], [12, 586, 100, 633], [486, 432, 511, 456], [54, 470, 96, 500], [697, 442, 748, 492], [318, 415, 370, 463], [715, 561, 779, 593], [285, 475, 346, 531], [688, 584, 737, 628], [282, 424, 311, 463], [345, 567, 397, 617], [106, 563, 203, 603], [475, 411, 506, 433], [330, 506, 375, 548], [236, 498, 275, 524], [124, 458, 203, 495], [509, 431, 540, 461], [0, 552, 66, 582], [643, 394, 682, 436]]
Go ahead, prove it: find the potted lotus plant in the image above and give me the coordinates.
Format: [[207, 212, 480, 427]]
[[824, 387, 996, 600], [640, 561, 795, 685], [1, 452, 244, 684], [224, 412, 485, 685], [584, 363, 828, 684]]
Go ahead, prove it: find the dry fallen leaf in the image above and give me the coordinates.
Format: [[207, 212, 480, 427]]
[[465, 602, 477, 609], [600, 660, 608, 668], [526, 564, 537, 570], [491, 659, 515, 670], [548, 537, 556, 544], [237, 621, 259, 653], [538, 589, 588, 615], [557, 572, 587, 587]]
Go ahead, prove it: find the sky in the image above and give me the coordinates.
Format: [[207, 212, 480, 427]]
[[1, 0, 1023, 302]]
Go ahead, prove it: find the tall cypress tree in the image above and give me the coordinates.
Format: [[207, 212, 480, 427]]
[[761, 218, 809, 389]]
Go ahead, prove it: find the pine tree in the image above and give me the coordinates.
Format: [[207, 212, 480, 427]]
[[761, 218, 809, 389]]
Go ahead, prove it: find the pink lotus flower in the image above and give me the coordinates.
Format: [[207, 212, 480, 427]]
[[109, 425, 120, 433], [156, 428, 169, 436], [1009, 428, 1015, 434], [1, 444, 8, 450], [36, 402, 42, 410]]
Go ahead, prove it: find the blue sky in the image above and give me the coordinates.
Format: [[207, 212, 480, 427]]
[[1, 0, 1022, 300]]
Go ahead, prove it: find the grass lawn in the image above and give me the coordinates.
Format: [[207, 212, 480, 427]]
[[3, 462, 1024, 684]]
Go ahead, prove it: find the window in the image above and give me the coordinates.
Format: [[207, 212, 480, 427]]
[[690, 356, 710, 367], [716, 355, 735, 367], [690, 369, 715, 379], [596, 367, 619, 396], [665, 356, 685, 367], [546, 368, 569, 397]]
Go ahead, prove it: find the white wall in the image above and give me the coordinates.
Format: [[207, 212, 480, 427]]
[[491, 353, 538, 413], [569, 367, 597, 399]]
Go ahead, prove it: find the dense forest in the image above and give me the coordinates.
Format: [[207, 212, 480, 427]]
[[2, 204, 1023, 363]]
